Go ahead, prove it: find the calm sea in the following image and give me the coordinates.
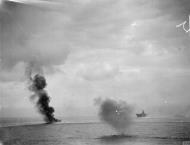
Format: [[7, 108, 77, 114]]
[[1, 117, 190, 145]]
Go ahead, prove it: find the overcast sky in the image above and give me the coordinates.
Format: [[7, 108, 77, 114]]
[[1, 0, 190, 119]]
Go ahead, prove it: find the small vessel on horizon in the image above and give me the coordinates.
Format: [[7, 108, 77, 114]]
[[136, 110, 147, 118]]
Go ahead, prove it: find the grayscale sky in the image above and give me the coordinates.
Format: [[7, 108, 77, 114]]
[[1, 0, 190, 119]]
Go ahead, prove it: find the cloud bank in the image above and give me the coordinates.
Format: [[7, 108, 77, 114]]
[[1, 0, 190, 118]]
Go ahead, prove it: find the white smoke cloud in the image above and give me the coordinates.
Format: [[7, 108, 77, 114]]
[[96, 98, 133, 134]]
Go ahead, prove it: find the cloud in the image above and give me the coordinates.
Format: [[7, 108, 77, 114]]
[[1, 0, 190, 70], [0, 1, 69, 68], [76, 62, 119, 81], [1, 0, 190, 117], [0, 62, 25, 82]]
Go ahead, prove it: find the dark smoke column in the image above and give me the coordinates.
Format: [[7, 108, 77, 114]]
[[30, 74, 60, 123]]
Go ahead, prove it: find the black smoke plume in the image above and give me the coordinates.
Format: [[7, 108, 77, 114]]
[[29, 74, 60, 123], [97, 98, 133, 134], [26, 63, 60, 123]]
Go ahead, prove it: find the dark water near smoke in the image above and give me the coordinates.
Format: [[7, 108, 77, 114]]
[[1, 118, 190, 145]]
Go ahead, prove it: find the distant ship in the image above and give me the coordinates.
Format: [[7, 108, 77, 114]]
[[136, 110, 147, 117]]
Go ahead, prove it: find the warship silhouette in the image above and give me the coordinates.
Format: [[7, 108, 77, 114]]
[[136, 110, 147, 117]]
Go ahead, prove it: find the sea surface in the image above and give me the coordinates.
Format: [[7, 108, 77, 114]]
[[0, 117, 190, 145]]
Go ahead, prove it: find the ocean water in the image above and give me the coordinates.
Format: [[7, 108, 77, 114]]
[[1, 118, 190, 145]]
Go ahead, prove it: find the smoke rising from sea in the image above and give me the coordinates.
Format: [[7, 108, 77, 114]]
[[96, 98, 133, 134], [25, 63, 60, 123]]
